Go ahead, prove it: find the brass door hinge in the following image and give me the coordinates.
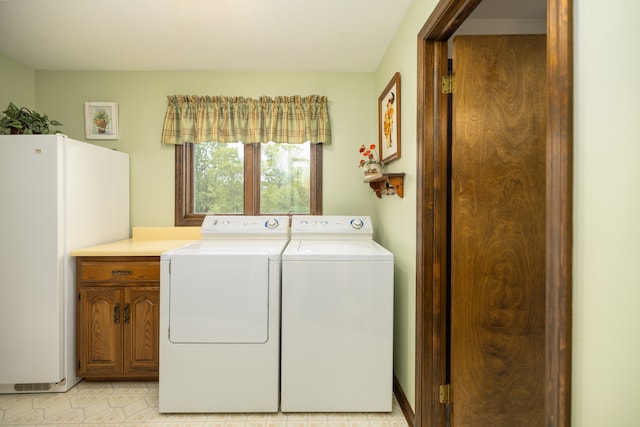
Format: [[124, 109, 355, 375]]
[[439, 384, 452, 404], [441, 74, 455, 94]]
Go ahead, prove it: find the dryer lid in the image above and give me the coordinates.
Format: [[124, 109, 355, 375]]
[[168, 253, 271, 344], [161, 239, 288, 261]]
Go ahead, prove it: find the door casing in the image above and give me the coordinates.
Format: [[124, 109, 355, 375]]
[[414, 1, 573, 426]]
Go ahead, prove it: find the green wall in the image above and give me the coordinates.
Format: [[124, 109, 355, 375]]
[[573, 0, 640, 425], [373, 0, 439, 410], [0, 54, 35, 113], [34, 72, 378, 227]]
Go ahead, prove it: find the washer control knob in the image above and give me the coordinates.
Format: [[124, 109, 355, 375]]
[[265, 218, 279, 229], [351, 218, 364, 229]]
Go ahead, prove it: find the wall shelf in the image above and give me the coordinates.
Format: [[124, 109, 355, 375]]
[[364, 173, 405, 198]]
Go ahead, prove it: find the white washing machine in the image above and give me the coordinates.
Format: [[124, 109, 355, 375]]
[[280, 215, 394, 412], [159, 215, 289, 413]]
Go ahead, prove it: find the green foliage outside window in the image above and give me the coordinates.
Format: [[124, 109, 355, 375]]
[[260, 142, 310, 214], [194, 141, 311, 215], [194, 142, 244, 214]]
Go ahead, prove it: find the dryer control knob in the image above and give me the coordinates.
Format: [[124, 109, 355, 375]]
[[351, 218, 364, 229], [265, 218, 279, 229]]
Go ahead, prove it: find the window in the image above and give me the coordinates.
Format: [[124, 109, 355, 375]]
[[175, 142, 322, 225]]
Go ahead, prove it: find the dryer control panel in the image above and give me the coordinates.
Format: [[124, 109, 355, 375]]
[[201, 215, 290, 239]]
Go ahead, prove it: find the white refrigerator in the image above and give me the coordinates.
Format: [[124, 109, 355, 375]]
[[0, 134, 130, 393]]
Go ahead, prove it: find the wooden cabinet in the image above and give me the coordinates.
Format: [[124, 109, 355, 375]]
[[76, 256, 160, 380]]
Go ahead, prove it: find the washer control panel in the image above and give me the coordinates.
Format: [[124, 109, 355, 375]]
[[291, 215, 373, 239]]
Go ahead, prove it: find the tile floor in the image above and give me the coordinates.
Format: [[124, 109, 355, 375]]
[[0, 381, 410, 427]]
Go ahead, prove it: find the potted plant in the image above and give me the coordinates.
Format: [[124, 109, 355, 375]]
[[92, 108, 110, 133], [0, 102, 63, 135], [358, 143, 382, 177]]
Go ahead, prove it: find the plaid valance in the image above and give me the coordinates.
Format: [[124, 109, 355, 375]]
[[161, 95, 331, 145]]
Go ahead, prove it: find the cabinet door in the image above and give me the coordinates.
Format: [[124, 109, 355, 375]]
[[123, 287, 160, 375], [77, 288, 123, 376]]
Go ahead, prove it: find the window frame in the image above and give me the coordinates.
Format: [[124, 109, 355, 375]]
[[175, 142, 323, 226]]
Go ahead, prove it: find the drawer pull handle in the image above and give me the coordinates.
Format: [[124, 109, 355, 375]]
[[112, 270, 133, 276], [114, 303, 120, 323], [123, 303, 130, 324]]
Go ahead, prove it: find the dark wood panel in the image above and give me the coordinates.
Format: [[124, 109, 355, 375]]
[[546, 1, 574, 426], [450, 34, 546, 426]]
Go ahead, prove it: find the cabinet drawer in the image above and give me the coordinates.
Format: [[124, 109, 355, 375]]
[[79, 261, 160, 283]]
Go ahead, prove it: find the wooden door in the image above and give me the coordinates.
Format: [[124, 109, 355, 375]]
[[77, 287, 123, 376], [450, 34, 547, 426], [123, 287, 160, 375]]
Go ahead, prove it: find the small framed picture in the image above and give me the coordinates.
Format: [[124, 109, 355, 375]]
[[378, 72, 401, 163], [85, 102, 119, 140]]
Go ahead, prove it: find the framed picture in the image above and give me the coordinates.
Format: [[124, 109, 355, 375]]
[[378, 72, 401, 163], [85, 102, 119, 139]]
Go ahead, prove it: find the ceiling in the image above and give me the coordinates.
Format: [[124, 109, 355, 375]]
[[0, 0, 545, 72]]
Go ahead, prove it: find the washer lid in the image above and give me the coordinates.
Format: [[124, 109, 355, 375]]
[[283, 239, 393, 261]]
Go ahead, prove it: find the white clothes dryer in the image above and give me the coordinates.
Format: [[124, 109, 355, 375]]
[[280, 216, 394, 412], [159, 216, 289, 413]]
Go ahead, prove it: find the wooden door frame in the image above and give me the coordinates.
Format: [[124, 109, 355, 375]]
[[414, 0, 573, 426]]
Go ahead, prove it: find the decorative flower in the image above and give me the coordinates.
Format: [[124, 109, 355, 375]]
[[358, 143, 381, 168]]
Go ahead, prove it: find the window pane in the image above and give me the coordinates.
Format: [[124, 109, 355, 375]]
[[260, 142, 310, 214], [194, 141, 244, 214]]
